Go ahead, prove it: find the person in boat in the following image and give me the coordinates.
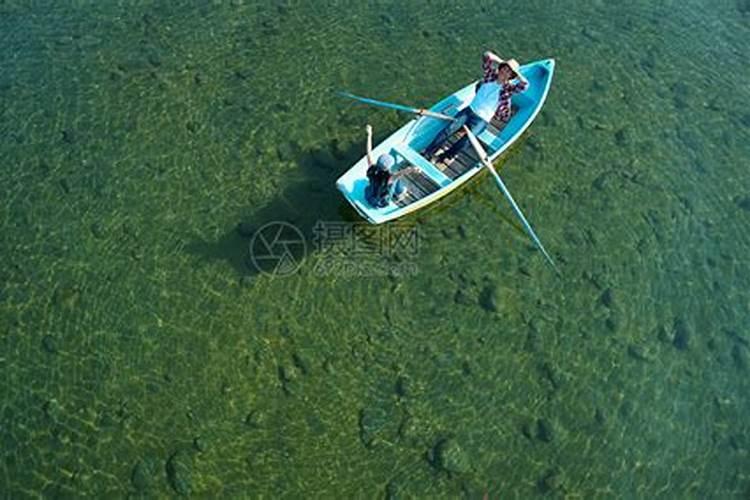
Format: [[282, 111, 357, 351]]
[[423, 51, 529, 162], [364, 124, 416, 207]]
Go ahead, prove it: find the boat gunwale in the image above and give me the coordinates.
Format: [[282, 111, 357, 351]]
[[337, 58, 556, 224]]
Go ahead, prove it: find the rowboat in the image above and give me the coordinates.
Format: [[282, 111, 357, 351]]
[[335, 58, 555, 225]]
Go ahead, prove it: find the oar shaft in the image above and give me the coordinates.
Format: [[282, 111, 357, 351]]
[[419, 109, 455, 122], [485, 163, 558, 270], [337, 91, 455, 122], [463, 126, 559, 273]]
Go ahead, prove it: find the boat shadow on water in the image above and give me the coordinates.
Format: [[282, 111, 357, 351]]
[[185, 138, 366, 278], [185, 131, 533, 278]]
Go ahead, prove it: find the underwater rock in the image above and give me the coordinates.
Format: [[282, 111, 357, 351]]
[[131, 457, 158, 491], [594, 407, 607, 426], [359, 406, 390, 448], [276, 142, 298, 161], [539, 362, 561, 390], [90, 222, 105, 239], [61, 129, 76, 144], [627, 343, 652, 362], [731, 345, 747, 371], [453, 288, 473, 306], [292, 352, 311, 375], [359, 405, 398, 448], [600, 288, 615, 308], [395, 376, 411, 398], [58, 177, 72, 194], [671, 81, 690, 108], [737, 0, 750, 16], [524, 329, 542, 353], [619, 400, 634, 419], [527, 135, 542, 152], [385, 479, 402, 500], [428, 438, 471, 474], [43, 399, 62, 421], [42, 335, 58, 354], [54, 285, 81, 309], [146, 50, 161, 68], [306, 413, 326, 436], [478, 284, 499, 312], [725, 329, 749, 347], [278, 364, 299, 395], [640, 56, 656, 77], [604, 313, 619, 333], [234, 68, 252, 81], [380, 13, 395, 26], [656, 324, 674, 344], [166, 450, 192, 496], [735, 196, 750, 212], [592, 172, 611, 192], [614, 128, 629, 147], [521, 420, 535, 440], [245, 410, 265, 428], [707, 337, 718, 351], [397, 414, 418, 442], [536, 419, 556, 442], [280, 325, 293, 338], [581, 26, 601, 41], [193, 436, 207, 453], [672, 318, 691, 350], [278, 363, 298, 382], [538, 468, 564, 493]]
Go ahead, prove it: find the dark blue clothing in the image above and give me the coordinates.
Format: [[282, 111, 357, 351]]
[[366, 164, 391, 207], [423, 106, 487, 160]]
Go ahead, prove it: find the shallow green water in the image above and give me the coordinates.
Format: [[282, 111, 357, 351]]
[[1, 0, 749, 497]]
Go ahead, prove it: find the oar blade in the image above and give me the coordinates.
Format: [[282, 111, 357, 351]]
[[463, 126, 559, 273]]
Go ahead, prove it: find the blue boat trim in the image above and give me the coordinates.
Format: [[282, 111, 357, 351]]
[[336, 58, 556, 224], [392, 144, 452, 188]]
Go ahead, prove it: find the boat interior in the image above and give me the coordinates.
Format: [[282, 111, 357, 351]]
[[336, 60, 554, 221], [390, 111, 515, 207]]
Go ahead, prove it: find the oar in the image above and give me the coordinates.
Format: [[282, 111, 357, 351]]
[[337, 91, 455, 122], [463, 126, 559, 274]]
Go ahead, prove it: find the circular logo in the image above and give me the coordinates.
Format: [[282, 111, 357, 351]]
[[248, 222, 306, 276]]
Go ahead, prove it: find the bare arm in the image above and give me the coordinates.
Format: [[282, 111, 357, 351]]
[[483, 51, 503, 64], [481, 51, 503, 85], [366, 124, 374, 167], [512, 73, 529, 92]]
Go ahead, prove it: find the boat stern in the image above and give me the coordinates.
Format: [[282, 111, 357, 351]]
[[335, 171, 391, 224]]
